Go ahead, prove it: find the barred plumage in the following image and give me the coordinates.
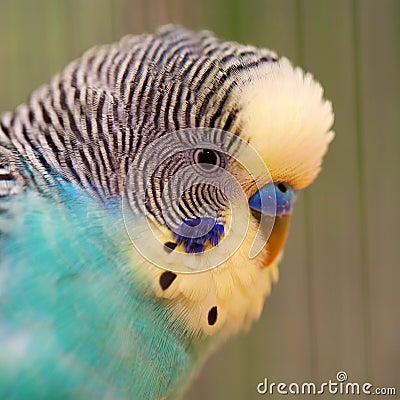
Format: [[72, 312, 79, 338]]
[[0, 25, 277, 223]]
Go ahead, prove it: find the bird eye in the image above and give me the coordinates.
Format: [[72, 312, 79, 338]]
[[193, 148, 222, 172]]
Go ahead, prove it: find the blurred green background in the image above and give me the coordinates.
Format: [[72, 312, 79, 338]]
[[0, 0, 398, 399]]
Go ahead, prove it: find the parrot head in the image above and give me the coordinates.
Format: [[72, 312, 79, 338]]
[[119, 31, 334, 338]]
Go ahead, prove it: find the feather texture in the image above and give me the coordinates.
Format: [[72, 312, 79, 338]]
[[0, 25, 334, 398], [0, 182, 209, 399]]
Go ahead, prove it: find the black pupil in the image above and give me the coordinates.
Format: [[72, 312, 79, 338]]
[[197, 149, 218, 168]]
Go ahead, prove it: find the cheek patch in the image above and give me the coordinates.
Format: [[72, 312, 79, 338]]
[[174, 218, 225, 253]]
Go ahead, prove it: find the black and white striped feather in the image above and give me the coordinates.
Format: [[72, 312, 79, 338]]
[[0, 25, 278, 223]]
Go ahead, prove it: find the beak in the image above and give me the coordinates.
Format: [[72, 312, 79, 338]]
[[249, 182, 296, 267], [263, 214, 291, 266]]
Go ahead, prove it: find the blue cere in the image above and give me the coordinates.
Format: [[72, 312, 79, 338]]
[[249, 182, 296, 216], [174, 217, 225, 253]]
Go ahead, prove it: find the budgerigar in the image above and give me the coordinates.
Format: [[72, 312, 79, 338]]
[[0, 26, 334, 399]]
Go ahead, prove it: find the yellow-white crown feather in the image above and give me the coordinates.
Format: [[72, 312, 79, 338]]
[[237, 57, 334, 189]]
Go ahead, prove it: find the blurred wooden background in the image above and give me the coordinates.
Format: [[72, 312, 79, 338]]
[[0, 0, 398, 399]]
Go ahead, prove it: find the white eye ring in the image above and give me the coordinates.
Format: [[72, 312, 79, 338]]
[[193, 148, 222, 172]]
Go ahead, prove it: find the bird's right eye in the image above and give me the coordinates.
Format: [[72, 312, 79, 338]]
[[193, 148, 222, 172]]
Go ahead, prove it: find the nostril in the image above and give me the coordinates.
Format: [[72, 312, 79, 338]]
[[277, 182, 287, 193]]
